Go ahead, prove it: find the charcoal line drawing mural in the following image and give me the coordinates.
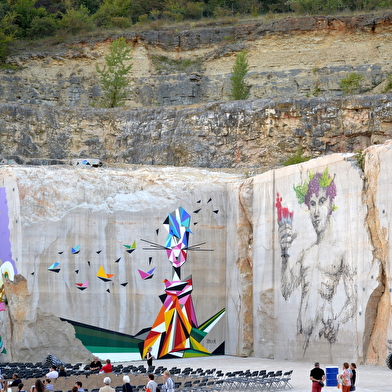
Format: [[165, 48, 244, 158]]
[[141, 206, 225, 359], [276, 168, 357, 354]]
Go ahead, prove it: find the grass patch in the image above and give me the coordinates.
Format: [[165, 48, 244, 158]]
[[0, 63, 20, 71], [281, 146, 311, 166], [382, 74, 392, 93]]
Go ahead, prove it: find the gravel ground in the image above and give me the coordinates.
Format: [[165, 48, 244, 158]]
[[123, 355, 390, 392]]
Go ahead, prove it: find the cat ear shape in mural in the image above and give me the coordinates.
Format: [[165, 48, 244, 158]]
[[114, 257, 121, 263], [48, 262, 61, 273], [96, 265, 114, 282], [141, 206, 225, 360], [123, 241, 136, 254]]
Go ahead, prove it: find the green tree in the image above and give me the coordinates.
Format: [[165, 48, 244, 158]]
[[0, 11, 17, 61], [93, 0, 131, 26], [229, 50, 250, 100], [95, 37, 133, 108], [58, 5, 95, 34]]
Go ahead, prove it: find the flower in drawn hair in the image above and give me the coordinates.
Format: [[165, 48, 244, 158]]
[[276, 193, 294, 226]]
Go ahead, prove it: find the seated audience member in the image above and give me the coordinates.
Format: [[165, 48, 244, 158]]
[[18, 383, 27, 392], [75, 382, 84, 392], [29, 380, 45, 392], [99, 378, 114, 392], [58, 366, 67, 377], [45, 366, 59, 379], [43, 380, 53, 391], [9, 374, 22, 387], [89, 357, 102, 371], [100, 359, 113, 374], [122, 376, 133, 392]]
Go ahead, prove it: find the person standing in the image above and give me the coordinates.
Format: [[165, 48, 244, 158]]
[[161, 371, 174, 392], [310, 362, 325, 392], [350, 363, 356, 391], [146, 347, 154, 370], [338, 363, 351, 392]]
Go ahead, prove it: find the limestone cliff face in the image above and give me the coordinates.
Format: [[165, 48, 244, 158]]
[[1, 143, 392, 365], [2, 14, 392, 107], [1, 95, 392, 171]]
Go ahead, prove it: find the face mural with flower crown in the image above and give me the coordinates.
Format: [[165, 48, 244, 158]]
[[276, 168, 356, 355]]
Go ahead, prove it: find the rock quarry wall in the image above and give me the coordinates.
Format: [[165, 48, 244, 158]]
[[1, 95, 392, 172], [2, 14, 392, 107], [0, 141, 392, 365]]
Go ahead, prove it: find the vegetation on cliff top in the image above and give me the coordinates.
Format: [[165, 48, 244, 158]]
[[1, 0, 392, 62]]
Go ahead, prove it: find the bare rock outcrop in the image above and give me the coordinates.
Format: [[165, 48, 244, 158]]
[[1, 275, 91, 363]]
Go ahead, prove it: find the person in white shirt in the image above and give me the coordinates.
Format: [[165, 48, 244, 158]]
[[45, 366, 59, 379]]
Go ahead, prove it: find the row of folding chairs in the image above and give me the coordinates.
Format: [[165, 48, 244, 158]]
[[219, 370, 293, 391]]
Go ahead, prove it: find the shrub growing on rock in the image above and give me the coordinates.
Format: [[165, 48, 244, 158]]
[[229, 49, 250, 100]]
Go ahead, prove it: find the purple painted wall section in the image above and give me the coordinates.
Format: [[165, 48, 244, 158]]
[[0, 187, 17, 274]]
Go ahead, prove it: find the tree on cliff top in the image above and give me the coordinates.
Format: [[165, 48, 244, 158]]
[[229, 50, 250, 100], [95, 37, 133, 108], [0, 12, 17, 62]]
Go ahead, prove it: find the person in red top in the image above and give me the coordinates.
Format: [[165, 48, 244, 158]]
[[100, 359, 113, 373]]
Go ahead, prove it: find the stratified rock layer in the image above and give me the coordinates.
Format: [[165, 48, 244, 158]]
[[1, 95, 392, 171], [2, 13, 392, 107]]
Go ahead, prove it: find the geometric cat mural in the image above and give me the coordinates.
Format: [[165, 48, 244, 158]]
[[140, 207, 225, 359], [62, 206, 225, 360]]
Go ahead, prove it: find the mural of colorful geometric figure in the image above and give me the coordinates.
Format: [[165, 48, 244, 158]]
[[142, 206, 225, 360], [61, 318, 143, 362], [164, 207, 192, 269], [72, 245, 81, 254], [48, 262, 61, 273], [75, 281, 88, 291], [123, 241, 136, 254], [138, 268, 155, 280], [0, 335, 6, 354], [143, 275, 225, 359], [96, 265, 114, 282]]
